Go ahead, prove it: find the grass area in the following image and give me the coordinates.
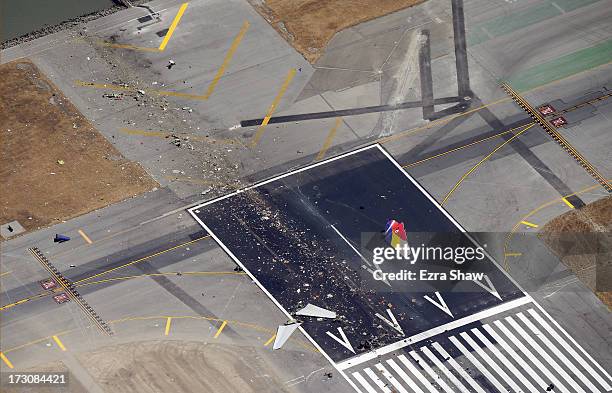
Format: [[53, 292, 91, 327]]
[[248, 0, 425, 62], [539, 196, 612, 309], [0, 60, 157, 233]]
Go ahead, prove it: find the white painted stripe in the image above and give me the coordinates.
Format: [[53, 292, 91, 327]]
[[505, 316, 583, 393], [517, 314, 595, 393], [461, 331, 525, 393], [353, 371, 378, 393], [364, 367, 392, 392], [494, 320, 570, 393], [449, 336, 509, 393], [433, 342, 486, 393], [528, 308, 612, 391], [407, 352, 455, 393], [481, 325, 548, 390], [375, 363, 411, 393], [421, 346, 470, 393], [337, 296, 532, 370], [387, 358, 434, 393]]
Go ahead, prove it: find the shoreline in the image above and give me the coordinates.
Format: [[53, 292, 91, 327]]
[[1, 1, 148, 51]]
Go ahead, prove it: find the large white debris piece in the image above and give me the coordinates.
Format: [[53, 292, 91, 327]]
[[295, 304, 336, 319], [273, 322, 301, 350]]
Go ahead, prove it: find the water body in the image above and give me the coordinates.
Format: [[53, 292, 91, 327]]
[[1, 0, 116, 42]]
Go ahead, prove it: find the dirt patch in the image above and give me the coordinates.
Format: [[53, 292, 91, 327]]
[[0, 60, 157, 233], [3, 361, 88, 393], [76, 341, 288, 393], [249, 0, 425, 62], [539, 196, 612, 308]]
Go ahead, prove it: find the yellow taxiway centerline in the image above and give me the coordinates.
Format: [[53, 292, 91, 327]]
[[52, 335, 67, 351], [214, 320, 228, 338], [158, 3, 189, 51]]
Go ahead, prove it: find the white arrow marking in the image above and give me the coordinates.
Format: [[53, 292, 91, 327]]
[[472, 274, 502, 300], [326, 327, 355, 353], [375, 308, 405, 335], [423, 291, 453, 317]]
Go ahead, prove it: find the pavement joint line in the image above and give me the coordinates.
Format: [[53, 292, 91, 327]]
[[164, 317, 172, 336], [314, 117, 342, 162], [502, 181, 607, 270], [562, 197, 575, 209], [520, 220, 539, 228], [441, 123, 536, 205], [78, 229, 93, 244], [204, 20, 250, 99], [0, 270, 12, 277], [501, 82, 611, 193], [264, 334, 276, 346], [250, 68, 297, 147], [0, 352, 14, 368], [213, 320, 228, 338], [52, 335, 67, 351], [158, 3, 189, 51]]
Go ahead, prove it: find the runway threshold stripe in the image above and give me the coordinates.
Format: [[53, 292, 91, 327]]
[[352, 371, 378, 393], [505, 316, 585, 393], [517, 312, 600, 393], [460, 331, 524, 392], [214, 320, 227, 338], [421, 347, 470, 393], [387, 358, 430, 393], [432, 343, 486, 393], [472, 328, 539, 392], [407, 352, 454, 393], [448, 336, 507, 393], [528, 309, 612, 390], [52, 335, 67, 351], [0, 352, 14, 368], [482, 324, 548, 390], [364, 367, 391, 392], [375, 363, 410, 393]]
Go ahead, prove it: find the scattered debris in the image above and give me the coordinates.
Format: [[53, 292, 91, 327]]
[[273, 322, 301, 350], [295, 304, 336, 319], [57, 159, 65, 165], [167, 60, 176, 69], [54, 234, 71, 243]]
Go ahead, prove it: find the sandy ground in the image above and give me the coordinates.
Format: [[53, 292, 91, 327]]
[[540, 196, 612, 308], [248, 0, 425, 62], [0, 60, 157, 232], [76, 341, 289, 393]]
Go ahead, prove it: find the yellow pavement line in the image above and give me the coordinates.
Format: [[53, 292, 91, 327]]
[[315, 117, 342, 161], [52, 335, 67, 351], [264, 334, 276, 346], [562, 197, 575, 209], [502, 181, 606, 271], [441, 123, 536, 205], [504, 252, 522, 257], [402, 124, 530, 168], [0, 270, 12, 277], [74, 236, 209, 284], [0, 352, 14, 368], [158, 3, 189, 51], [77, 271, 245, 287], [250, 68, 297, 147], [520, 220, 539, 228], [74, 80, 208, 100], [204, 20, 250, 99], [0, 293, 47, 311], [78, 229, 93, 244], [97, 41, 161, 52], [214, 320, 228, 338], [164, 317, 172, 336]]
